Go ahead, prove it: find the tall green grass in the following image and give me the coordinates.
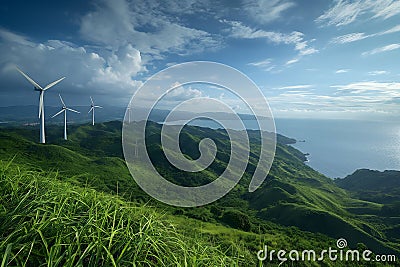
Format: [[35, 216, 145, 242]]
[[0, 160, 241, 266]]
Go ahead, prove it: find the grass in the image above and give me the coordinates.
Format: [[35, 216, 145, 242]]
[[1, 121, 400, 265], [0, 160, 243, 266]]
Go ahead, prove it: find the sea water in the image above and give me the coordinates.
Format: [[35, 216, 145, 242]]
[[179, 118, 400, 178], [275, 118, 400, 178]]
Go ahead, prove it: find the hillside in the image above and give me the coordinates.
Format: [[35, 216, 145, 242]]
[[1, 121, 399, 265], [0, 161, 242, 266], [336, 169, 400, 204]]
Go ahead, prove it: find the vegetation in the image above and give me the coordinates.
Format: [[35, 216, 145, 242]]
[[335, 169, 400, 204], [0, 121, 399, 266], [0, 161, 242, 266]]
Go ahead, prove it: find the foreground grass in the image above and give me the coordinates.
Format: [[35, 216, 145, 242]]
[[0, 161, 242, 266]]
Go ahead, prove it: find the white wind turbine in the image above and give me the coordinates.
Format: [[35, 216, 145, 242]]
[[88, 96, 102, 125], [16, 67, 65, 144], [52, 94, 80, 140], [126, 106, 132, 123]]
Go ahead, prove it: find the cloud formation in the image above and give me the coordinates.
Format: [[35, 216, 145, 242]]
[[80, 0, 221, 59], [0, 0, 223, 105], [368, 70, 389, 76], [275, 85, 313, 90], [336, 69, 351, 74], [247, 58, 276, 72], [0, 28, 143, 104], [331, 24, 400, 44], [317, 0, 400, 27], [270, 81, 400, 117], [362, 43, 400, 56], [332, 81, 400, 94], [223, 20, 318, 65], [243, 0, 295, 24]]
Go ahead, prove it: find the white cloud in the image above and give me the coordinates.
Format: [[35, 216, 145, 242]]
[[368, 70, 389, 76], [336, 69, 350, 74], [276, 85, 313, 90], [362, 43, 400, 56], [248, 58, 272, 67], [317, 0, 400, 27], [165, 86, 203, 101], [79, 0, 133, 48], [223, 20, 318, 64], [330, 24, 400, 44], [243, 0, 295, 24], [247, 58, 276, 72], [379, 24, 400, 35], [285, 58, 299, 65], [223, 20, 304, 44], [316, 0, 363, 27], [331, 33, 369, 44], [269, 81, 400, 117], [89, 44, 143, 91], [0, 28, 35, 47], [371, 0, 400, 19], [79, 0, 221, 59], [0, 28, 143, 104], [332, 81, 400, 94]]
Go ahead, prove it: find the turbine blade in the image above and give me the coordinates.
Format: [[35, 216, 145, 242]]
[[88, 107, 94, 113], [16, 67, 43, 90], [59, 94, 66, 107], [90, 96, 94, 105], [51, 109, 64, 118], [67, 108, 80, 113], [39, 92, 44, 118], [94, 105, 103, 108], [43, 77, 65, 90]]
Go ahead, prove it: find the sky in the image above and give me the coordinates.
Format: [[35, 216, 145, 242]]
[[0, 0, 399, 119]]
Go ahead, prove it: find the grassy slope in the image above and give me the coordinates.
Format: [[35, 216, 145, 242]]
[[336, 169, 400, 249], [0, 161, 241, 266], [1, 159, 387, 267], [0, 121, 399, 265], [335, 169, 400, 204]]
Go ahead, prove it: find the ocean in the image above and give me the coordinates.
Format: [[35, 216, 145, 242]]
[[275, 118, 400, 178], [176, 118, 400, 178]]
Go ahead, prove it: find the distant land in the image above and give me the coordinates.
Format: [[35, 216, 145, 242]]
[[0, 105, 269, 126], [2, 106, 400, 180], [336, 169, 400, 204]]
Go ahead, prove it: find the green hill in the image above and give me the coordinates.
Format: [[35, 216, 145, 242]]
[[1, 121, 399, 265], [336, 169, 400, 204]]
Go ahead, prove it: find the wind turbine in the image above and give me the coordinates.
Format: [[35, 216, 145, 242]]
[[16, 67, 65, 144], [126, 106, 132, 123], [52, 94, 80, 140], [88, 96, 102, 125]]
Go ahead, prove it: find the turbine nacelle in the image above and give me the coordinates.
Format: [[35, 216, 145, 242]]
[[52, 94, 79, 118]]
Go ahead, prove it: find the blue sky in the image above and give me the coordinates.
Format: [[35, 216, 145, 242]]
[[0, 0, 399, 119]]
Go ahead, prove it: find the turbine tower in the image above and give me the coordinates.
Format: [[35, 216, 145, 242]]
[[126, 106, 132, 123], [52, 94, 80, 140], [88, 96, 102, 125], [16, 67, 65, 144]]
